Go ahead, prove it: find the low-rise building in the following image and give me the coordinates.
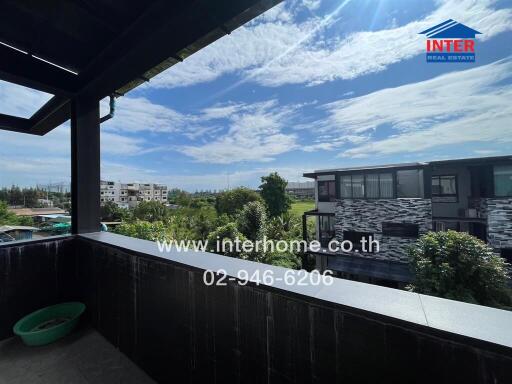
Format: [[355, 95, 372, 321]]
[[100, 181, 168, 208], [286, 181, 315, 199]]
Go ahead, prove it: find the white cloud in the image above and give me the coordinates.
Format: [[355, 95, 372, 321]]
[[100, 96, 187, 133], [147, 0, 512, 89], [101, 132, 149, 155], [309, 58, 512, 157], [0, 80, 52, 118], [303, 0, 322, 11], [177, 100, 300, 164], [0, 154, 70, 186]]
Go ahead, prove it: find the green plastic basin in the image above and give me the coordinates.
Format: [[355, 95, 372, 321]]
[[13, 302, 86, 346]]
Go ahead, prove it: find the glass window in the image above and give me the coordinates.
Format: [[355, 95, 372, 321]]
[[340, 175, 352, 198], [339, 173, 394, 199], [319, 216, 335, 247], [379, 173, 393, 198], [432, 175, 457, 196], [494, 165, 512, 197], [397, 169, 423, 198], [318, 180, 336, 202], [365, 174, 379, 198], [352, 174, 364, 198]]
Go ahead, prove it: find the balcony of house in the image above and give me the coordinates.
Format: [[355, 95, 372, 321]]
[[1, 1, 512, 383], [431, 157, 512, 255], [1, 233, 512, 383]]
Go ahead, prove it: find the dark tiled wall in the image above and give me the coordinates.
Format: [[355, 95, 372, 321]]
[[486, 198, 512, 249], [0, 237, 77, 340], [335, 198, 432, 262]]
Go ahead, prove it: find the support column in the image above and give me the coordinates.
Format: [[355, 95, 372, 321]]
[[71, 97, 100, 234], [302, 214, 308, 241]]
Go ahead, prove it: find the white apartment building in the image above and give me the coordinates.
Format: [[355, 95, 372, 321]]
[[100, 181, 168, 208]]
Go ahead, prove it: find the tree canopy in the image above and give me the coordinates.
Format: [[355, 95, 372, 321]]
[[408, 230, 511, 309], [214, 187, 261, 217], [132, 201, 169, 222], [259, 172, 291, 218], [237, 201, 267, 241]]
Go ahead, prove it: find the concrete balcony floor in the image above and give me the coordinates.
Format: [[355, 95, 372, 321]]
[[0, 326, 155, 384]]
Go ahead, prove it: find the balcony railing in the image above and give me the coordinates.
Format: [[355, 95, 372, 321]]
[[1, 233, 511, 383]]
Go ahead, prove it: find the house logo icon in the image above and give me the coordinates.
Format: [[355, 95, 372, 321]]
[[419, 19, 482, 63]]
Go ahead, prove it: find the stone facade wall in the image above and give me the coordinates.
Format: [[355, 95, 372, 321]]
[[335, 199, 432, 263], [486, 198, 512, 249]]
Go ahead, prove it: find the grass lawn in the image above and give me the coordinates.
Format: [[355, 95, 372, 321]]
[[289, 200, 315, 217]]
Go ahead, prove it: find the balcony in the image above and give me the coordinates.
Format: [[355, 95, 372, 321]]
[[1, 233, 512, 383], [1, 2, 512, 383]]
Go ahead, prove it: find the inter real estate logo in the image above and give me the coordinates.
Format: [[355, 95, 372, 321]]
[[419, 19, 481, 63]]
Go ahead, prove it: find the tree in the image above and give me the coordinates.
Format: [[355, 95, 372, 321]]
[[132, 201, 168, 222], [237, 201, 267, 241], [100, 201, 129, 222], [214, 187, 261, 217], [0, 201, 34, 226], [207, 222, 247, 258], [259, 172, 291, 218], [114, 221, 168, 241], [408, 230, 511, 309], [0, 201, 18, 225]]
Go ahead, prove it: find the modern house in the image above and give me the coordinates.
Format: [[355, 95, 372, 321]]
[[303, 155, 512, 287], [100, 180, 168, 208], [0, 225, 38, 242]]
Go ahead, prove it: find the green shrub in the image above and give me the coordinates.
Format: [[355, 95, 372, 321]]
[[408, 230, 511, 309]]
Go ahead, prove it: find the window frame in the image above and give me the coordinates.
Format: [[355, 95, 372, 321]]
[[318, 215, 336, 247], [431, 175, 458, 198], [493, 165, 512, 197], [317, 180, 336, 202], [396, 168, 424, 198], [337, 171, 396, 199]]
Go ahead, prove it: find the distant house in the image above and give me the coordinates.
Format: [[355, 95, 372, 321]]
[[286, 181, 315, 200], [37, 198, 54, 207], [0, 226, 38, 242], [9, 207, 67, 217], [303, 155, 512, 288]]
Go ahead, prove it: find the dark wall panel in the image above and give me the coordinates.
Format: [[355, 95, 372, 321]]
[[0, 237, 77, 340], [1, 237, 512, 384], [74, 237, 512, 384]]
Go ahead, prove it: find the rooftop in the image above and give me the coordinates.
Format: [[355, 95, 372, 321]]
[[304, 154, 512, 177], [8, 207, 67, 217]]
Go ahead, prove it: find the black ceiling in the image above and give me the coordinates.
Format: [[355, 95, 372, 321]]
[[0, 0, 280, 135]]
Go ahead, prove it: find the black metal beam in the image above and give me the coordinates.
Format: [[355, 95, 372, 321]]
[[0, 113, 31, 133], [1, 0, 281, 135], [0, 44, 79, 96], [29, 96, 71, 136], [78, 0, 281, 101], [71, 97, 100, 234]]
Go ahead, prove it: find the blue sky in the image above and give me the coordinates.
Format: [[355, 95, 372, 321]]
[[1, 0, 512, 191]]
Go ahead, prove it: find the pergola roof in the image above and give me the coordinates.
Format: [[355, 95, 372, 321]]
[[0, 0, 280, 135]]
